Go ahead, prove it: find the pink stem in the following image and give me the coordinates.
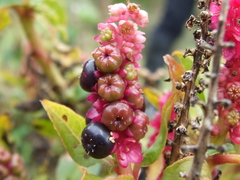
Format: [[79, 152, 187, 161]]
[[207, 154, 240, 172]]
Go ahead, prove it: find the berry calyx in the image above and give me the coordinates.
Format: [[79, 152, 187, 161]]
[[79, 59, 98, 92], [98, 74, 126, 101], [102, 101, 133, 131], [92, 44, 123, 73], [81, 122, 115, 159]]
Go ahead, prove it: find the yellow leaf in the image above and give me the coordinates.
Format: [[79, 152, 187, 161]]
[[0, 8, 11, 30], [143, 87, 162, 109], [0, 114, 12, 132]]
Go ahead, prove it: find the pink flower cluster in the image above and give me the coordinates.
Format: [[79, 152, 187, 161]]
[[87, 2, 149, 167], [210, 0, 240, 62], [210, 0, 240, 144]]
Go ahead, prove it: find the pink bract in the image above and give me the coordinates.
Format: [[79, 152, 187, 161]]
[[230, 124, 240, 144], [117, 138, 143, 168]]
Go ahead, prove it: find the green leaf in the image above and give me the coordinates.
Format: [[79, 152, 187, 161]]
[[162, 157, 212, 180], [141, 115, 167, 166], [142, 91, 183, 166], [81, 169, 103, 180], [56, 154, 82, 180], [143, 87, 162, 110], [34, 0, 68, 40], [0, 0, 22, 8], [172, 51, 193, 71], [207, 143, 235, 156], [41, 99, 99, 167], [31, 118, 58, 138]]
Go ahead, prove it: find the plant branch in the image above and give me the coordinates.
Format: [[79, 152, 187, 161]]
[[186, 0, 229, 179], [13, 6, 66, 94], [168, 1, 211, 165]]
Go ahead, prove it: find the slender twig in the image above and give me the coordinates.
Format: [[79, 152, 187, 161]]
[[187, 0, 229, 179], [168, 1, 211, 165]]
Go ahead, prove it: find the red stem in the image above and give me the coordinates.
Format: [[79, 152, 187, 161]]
[[207, 154, 240, 172]]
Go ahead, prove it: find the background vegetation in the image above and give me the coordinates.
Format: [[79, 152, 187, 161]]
[[0, 0, 196, 179]]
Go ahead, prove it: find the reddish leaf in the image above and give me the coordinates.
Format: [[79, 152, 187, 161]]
[[163, 55, 185, 92]]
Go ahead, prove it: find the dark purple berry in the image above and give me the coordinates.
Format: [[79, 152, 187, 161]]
[[98, 74, 126, 101], [102, 101, 133, 131], [81, 122, 115, 159], [79, 59, 98, 92]]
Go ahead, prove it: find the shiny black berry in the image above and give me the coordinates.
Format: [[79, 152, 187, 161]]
[[79, 59, 98, 92], [81, 122, 115, 159]]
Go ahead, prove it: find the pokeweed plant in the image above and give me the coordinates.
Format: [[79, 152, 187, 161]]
[[41, 0, 240, 180]]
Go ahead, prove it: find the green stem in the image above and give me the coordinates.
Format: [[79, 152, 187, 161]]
[[14, 6, 66, 93]]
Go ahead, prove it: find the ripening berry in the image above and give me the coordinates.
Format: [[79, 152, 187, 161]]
[[0, 147, 11, 163], [126, 110, 149, 140], [100, 28, 113, 42], [98, 74, 126, 101], [81, 122, 115, 159], [92, 44, 123, 73], [102, 101, 133, 131], [120, 63, 138, 80], [0, 165, 9, 179], [79, 59, 98, 92], [10, 154, 24, 176], [124, 82, 144, 109]]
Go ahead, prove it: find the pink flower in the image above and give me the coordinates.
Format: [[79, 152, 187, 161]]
[[210, 0, 240, 61], [229, 124, 240, 144], [118, 20, 138, 37], [120, 41, 143, 62], [117, 138, 143, 168], [107, 3, 129, 23], [209, 1, 221, 30], [130, 10, 149, 28]]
